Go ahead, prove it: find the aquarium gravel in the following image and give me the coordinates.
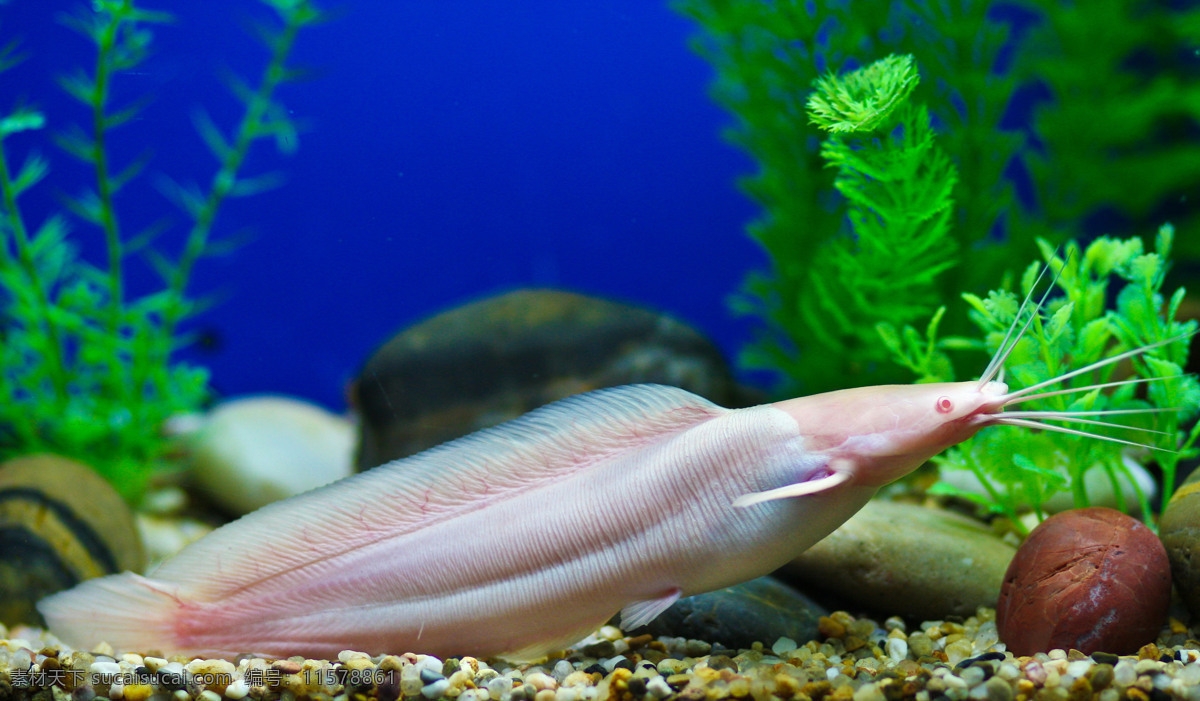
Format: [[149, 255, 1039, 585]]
[[4, 608, 1200, 701]]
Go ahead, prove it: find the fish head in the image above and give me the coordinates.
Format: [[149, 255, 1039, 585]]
[[770, 380, 1009, 488]]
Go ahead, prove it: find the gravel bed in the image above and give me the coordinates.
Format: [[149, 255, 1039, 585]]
[[4, 608, 1200, 701]]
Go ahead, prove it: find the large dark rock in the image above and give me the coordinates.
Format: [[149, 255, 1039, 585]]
[[640, 577, 826, 650], [351, 288, 745, 470]]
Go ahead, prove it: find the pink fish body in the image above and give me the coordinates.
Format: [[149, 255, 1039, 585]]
[[39, 380, 1005, 660], [39, 272, 1183, 659]]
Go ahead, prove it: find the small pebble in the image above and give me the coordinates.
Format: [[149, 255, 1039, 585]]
[[772, 637, 797, 656], [488, 676, 512, 698], [224, 679, 249, 700], [646, 675, 672, 699], [422, 678, 451, 698], [3, 605, 1200, 701]]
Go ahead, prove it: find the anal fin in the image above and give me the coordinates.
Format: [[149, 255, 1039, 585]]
[[620, 587, 682, 630]]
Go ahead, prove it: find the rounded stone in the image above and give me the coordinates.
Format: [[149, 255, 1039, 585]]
[[180, 395, 355, 515], [351, 288, 747, 470], [781, 500, 1017, 620], [638, 576, 826, 650], [996, 507, 1170, 656], [0, 454, 144, 626], [1158, 465, 1200, 617]]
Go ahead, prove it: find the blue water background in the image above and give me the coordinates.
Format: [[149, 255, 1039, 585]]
[[2, 2, 764, 410]]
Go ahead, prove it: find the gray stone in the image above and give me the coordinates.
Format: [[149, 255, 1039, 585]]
[[351, 288, 751, 470], [780, 500, 1016, 620], [638, 576, 826, 650]]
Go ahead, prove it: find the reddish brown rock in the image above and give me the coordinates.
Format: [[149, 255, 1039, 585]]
[[996, 507, 1171, 656]]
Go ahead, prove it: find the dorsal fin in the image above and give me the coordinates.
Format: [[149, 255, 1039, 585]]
[[154, 384, 725, 598]]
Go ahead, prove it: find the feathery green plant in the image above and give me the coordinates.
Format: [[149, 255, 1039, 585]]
[[889, 231, 1199, 531], [783, 55, 959, 388], [675, 0, 1198, 396], [0, 0, 322, 504]]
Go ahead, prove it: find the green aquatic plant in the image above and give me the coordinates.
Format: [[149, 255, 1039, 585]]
[[674, 0, 1031, 395], [771, 54, 960, 389], [675, 0, 1199, 394], [888, 232, 1199, 531], [0, 0, 322, 503], [1015, 1, 1200, 257]]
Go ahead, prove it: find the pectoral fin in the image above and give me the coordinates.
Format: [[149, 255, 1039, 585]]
[[620, 587, 682, 630], [733, 469, 852, 508]]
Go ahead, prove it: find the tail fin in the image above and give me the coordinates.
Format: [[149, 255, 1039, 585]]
[[38, 572, 184, 653]]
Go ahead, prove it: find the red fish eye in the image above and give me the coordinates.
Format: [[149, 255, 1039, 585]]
[[936, 396, 953, 413]]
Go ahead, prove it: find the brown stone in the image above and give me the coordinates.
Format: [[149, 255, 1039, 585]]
[[996, 507, 1170, 656]]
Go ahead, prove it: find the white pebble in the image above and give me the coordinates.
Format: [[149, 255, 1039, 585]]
[[646, 676, 673, 699], [552, 660, 574, 683], [968, 683, 990, 701], [998, 663, 1021, 681], [943, 674, 968, 690], [162, 661, 186, 676], [1135, 659, 1161, 675], [416, 655, 445, 675], [525, 672, 557, 691], [1066, 660, 1092, 678], [1114, 661, 1137, 686], [173, 691, 189, 701], [225, 678, 250, 700], [598, 626, 623, 641], [90, 661, 122, 676], [1048, 649, 1067, 660], [1182, 662, 1200, 686], [772, 637, 798, 656], [11, 649, 31, 670], [601, 656, 626, 673], [886, 638, 908, 662], [488, 676, 513, 699], [198, 691, 222, 701], [422, 679, 451, 698], [556, 687, 579, 701]]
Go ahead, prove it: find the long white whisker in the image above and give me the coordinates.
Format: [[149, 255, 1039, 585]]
[[993, 410, 1171, 432], [1003, 375, 1189, 407], [1002, 334, 1194, 402], [994, 417, 1177, 452], [1001, 407, 1180, 419], [977, 259, 1059, 387]]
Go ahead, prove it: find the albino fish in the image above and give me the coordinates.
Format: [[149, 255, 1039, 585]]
[[39, 277, 1186, 660]]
